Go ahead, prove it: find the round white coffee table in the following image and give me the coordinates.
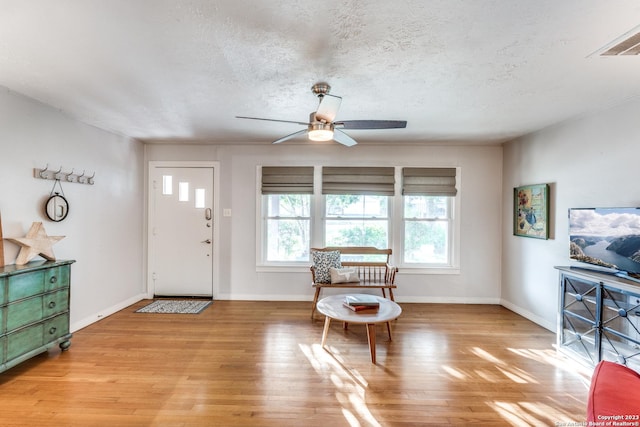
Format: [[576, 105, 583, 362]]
[[316, 294, 402, 364]]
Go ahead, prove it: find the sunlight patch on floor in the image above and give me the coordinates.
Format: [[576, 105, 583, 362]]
[[441, 364, 470, 380], [299, 343, 381, 427], [495, 365, 539, 384], [438, 346, 591, 425], [474, 369, 500, 382], [440, 347, 540, 384], [471, 346, 506, 366], [507, 347, 593, 382]]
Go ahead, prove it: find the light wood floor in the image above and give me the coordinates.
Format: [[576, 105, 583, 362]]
[[0, 300, 591, 426]]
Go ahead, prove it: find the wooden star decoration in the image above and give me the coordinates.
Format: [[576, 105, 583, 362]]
[[6, 222, 65, 265]]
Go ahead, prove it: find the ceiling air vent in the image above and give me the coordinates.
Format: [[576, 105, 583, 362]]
[[595, 25, 640, 56]]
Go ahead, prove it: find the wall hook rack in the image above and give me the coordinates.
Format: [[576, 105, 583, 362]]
[[34, 164, 95, 185]]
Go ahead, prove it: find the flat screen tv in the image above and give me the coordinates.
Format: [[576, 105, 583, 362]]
[[569, 207, 640, 281]]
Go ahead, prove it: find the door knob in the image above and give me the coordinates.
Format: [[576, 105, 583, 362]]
[[202, 239, 212, 244]]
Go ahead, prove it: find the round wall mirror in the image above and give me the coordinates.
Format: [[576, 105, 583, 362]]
[[45, 193, 69, 222]]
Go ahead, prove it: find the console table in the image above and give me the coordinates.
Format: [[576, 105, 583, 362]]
[[0, 259, 74, 373], [556, 266, 640, 371]]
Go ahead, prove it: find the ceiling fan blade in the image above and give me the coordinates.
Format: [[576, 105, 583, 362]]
[[236, 116, 309, 126], [335, 120, 407, 130], [272, 129, 308, 144], [315, 94, 342, 122], [333, 129, 358, 147]]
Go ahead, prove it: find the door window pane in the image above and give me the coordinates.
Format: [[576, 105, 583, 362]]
[[195, 188, 205, 208], [162, 175, 173, 195], [179, 182, 189, 202]]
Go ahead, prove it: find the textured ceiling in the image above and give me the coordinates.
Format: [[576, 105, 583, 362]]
[[1, 0, 640, 145]]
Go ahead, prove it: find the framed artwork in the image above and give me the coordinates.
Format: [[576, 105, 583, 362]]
[[514, 184, 549, 239]]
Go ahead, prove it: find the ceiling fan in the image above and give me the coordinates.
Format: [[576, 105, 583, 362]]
[[236, 82, 407, 146]]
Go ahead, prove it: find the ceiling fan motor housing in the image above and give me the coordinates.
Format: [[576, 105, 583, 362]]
[[311, 82, 330, 97], [308, 111, 334, 141], [309, 111, 330, 125]]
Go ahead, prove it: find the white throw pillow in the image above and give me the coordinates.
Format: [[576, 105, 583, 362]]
[[329, 267, 360, 284]]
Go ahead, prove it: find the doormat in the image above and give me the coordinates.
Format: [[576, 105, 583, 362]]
[[135, 299, 212, 314]]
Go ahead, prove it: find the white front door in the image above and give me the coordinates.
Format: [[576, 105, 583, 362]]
[[150, 166, 214, 296]]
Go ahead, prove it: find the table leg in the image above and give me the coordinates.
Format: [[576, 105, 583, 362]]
[[321, 316, 331, 348], [366, 323, 377, 364]]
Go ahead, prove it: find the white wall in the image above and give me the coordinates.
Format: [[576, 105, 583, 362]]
[[146, 142, 503, 303], [502, 98, 640, 331], [0, 88, 145, 331]]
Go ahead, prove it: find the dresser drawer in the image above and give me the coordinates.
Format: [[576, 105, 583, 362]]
[[7, 271, 45, 302], [6, 296, 43, 331], [6, 324, 44, 360], [44, 266, 70, 292], [44, 313, 70, 341], [43, 289, 69, 318], [0, 277, 6, 305], [0, 336, 5, 363]]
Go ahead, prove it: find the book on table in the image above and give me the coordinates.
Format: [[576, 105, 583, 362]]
[[344, 294, 380, 308], [343, 302, 379, 312]]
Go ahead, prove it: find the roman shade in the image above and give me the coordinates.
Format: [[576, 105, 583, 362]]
[[402, 167, 457, 196], [261, 166, 314, 194], [322, 167, 395, 195]]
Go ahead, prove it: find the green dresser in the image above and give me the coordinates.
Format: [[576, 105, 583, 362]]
[[0, 259, 74, 373]]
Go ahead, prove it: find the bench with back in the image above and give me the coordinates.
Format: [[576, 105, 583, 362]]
[[310, 246, 398, 319]]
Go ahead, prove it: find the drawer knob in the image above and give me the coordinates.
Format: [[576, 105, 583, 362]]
[[48, 301, 56, 309], [49, 327, 57, 335], [50, 276, 58, 284]]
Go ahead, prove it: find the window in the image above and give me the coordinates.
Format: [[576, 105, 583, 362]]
[[402, 168, 457, 266], [261, 167, 314, 263], [322, 166, 394, 250], [325, 194, 389, 248], [404, 195, 452, 264], [265, 194, 311, 261], [258, 165, 459, 270], [162, 175, 173, 195], [195, 188, 205, 209], [178, 182, 189, 201]]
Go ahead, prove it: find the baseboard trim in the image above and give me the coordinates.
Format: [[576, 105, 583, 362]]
[[71, 293, 148, 332], [500, 299, 555, 332], [216, 294, 501, 305]]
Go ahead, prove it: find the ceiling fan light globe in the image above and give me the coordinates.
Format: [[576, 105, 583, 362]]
[[308, 129, 334, 141]]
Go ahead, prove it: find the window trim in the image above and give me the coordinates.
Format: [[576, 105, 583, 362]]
[[256, 165, 460, 274]]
